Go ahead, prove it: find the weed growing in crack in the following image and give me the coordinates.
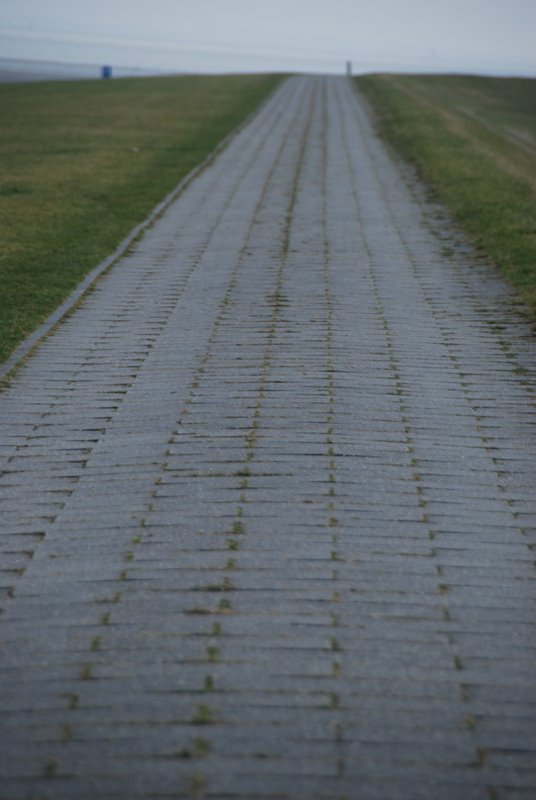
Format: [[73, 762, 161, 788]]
[[192, 704, 214, 724], [65, 692, 79, 710], [43, 759, 59, 778], [60, 724, 73, 743], [188, 772, 206, 798], [192, 737, 211, 756], [206, 646, 220, 662]]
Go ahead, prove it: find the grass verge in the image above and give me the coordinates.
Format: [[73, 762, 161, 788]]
[[356, 73, 536, 320], [0, 73, 284, 363]]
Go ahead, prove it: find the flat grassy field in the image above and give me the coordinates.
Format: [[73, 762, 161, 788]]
[[0, 73, 283, 363], [356, 74, 536, 320]]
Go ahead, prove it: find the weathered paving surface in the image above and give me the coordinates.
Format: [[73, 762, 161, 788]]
[[1, 76, 535, 800]]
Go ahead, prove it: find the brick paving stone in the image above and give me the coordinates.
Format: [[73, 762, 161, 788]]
[[1, 75, 535, 799]]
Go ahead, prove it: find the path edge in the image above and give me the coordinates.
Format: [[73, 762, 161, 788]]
[[0, 77, 288, 383]]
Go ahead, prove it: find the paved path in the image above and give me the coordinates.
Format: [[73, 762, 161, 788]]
[[1, 76, 535, 800]]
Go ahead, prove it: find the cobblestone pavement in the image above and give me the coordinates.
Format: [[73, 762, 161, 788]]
[[1, 76, 535, 800]]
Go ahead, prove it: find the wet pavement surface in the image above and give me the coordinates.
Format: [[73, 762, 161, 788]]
[[0, 76, 535, 799]]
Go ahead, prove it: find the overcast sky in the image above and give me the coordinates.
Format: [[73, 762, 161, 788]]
[[1, 0, 535, 76]]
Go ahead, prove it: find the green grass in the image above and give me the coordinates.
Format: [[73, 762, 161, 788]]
[[356, 74, 536, 319], [0, 73, 284, 363]]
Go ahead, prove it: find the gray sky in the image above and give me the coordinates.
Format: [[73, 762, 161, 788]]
[[1, 0, 535, 75]]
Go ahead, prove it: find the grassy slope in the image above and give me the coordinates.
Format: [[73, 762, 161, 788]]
[[356, 74, 536, 320], [0, 73, 283, 362]]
